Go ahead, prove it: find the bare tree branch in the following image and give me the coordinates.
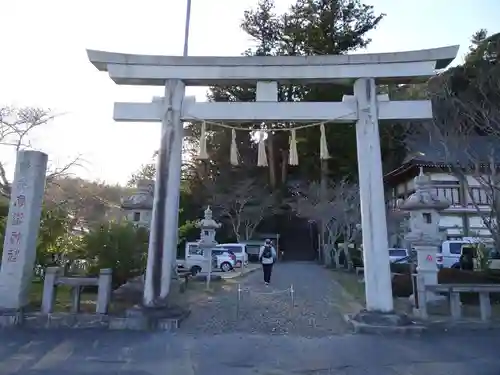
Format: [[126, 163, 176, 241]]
[[210, 178, 274, 241], [0, 106, 81, 199], [398, 32, 500, 248], [287, 178, 361, 245]]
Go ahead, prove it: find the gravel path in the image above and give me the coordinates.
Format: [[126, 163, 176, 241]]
[[178, 261, 352, 337]]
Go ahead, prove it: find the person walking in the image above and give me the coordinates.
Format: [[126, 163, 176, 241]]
[[259, 239, 277, 285]]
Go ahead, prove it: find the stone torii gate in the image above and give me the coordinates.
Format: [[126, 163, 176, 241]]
[[87, 46, 458, 313]]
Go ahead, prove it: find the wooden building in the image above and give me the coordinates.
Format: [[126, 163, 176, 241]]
[[384, 136, 500, 240]]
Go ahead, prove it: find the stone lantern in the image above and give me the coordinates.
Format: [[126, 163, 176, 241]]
[[196, 207, 222, 287], [398, 168, 450, 308], [196, 206, 221, 248]]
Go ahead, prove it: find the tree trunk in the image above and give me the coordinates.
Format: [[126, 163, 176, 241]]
[[333, 246, 341, 269], [319, 159, 329, 264], [267, 133, 277, 189], [341, 242, 353, 271], [281, 148, 288, 186]]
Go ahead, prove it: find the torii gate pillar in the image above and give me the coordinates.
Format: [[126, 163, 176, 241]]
[[353, 78, 393, 312]]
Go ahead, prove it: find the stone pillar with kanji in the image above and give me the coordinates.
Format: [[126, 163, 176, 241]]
[[399, 168, 449, 307], [0, 151, 48, 310]]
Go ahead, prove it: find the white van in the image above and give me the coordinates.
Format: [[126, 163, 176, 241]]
[[179, 242, 236, 275], [436, 239, 492, 269], [216, 243, 248, 267], [436, 240, 471, 269]]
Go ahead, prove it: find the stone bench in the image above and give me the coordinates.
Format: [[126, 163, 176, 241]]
[[420, 283, 500, 322], [41, 267, 112, 314]]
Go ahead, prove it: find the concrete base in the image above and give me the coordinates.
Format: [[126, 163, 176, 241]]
[[123, 303, 190, 330], [344, 309, 425, 334], [194, 274, 223, 282], [409, 293, 448, 309], [0, 305, 190, 331]]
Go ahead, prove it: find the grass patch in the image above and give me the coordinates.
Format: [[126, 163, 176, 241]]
[[28, 275, 231, 315], [28, 279, 99, 313], [180, 278, 231, 305], [28, 278, 136, 314], [330, 270, 366, 304]]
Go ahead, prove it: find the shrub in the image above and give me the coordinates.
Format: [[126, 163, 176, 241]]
[[390, 263, 414, 275], [392, 273, 414, 297], [81, 221, 149, 288], [438, 268, 500, 284], [391, 268, 500, 303], [349, 247, 363, 268]]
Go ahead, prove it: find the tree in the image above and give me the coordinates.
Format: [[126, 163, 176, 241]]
[[81, 221, 149, 288], [0, 202, 73, 270], [201, 0, 387, 188], [401, 31, 500, 248], [126, 163, 156, 187], [35, 206, 72, 268], [288, 178, 360, 266], [211, 178, 274, 241], [44, 176, 126, 227], [0, 106, 81, 199], [386, 208, 409, 248], [432, 31, 500, 249]]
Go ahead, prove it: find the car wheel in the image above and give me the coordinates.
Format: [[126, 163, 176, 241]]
[[236, 260, 242, 268], [190, 266, 202, 276], [221, 262, 232, 272]]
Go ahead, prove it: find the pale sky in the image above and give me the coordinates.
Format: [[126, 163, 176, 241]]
[[1, 0, 498, 185]]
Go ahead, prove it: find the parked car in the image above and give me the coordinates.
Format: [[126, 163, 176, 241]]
[[178, 242, 236, 275], [211, 249, 237, 272], [388, 248, 409, 263], [216, 243, 248, 267], [436, 240, 479, 269]]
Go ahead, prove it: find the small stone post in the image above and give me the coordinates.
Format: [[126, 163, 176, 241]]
[[96, 268, 113, 314], [0, 151, 48, 310], [196, 207, 221, 289], [41, 267, 60, 314], [399, 168, 450, 312]]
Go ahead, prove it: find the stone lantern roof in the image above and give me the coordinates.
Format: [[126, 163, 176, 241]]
[[398, 168, 450, 212], [121, 180, 154, 210], [196, 206, 221, 230]]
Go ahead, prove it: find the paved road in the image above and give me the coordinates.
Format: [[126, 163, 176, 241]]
[[0, 329, 499, 374], [1, 262, 499, 374], [179, 262, 353, 336]]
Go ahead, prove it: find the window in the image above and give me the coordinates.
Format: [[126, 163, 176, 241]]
[[133, 212, 141, 222], [469, 187, 490, 205], [188, 244, 203, 256], [246, 245, 260, 254], [423, 213, 432, 224], [389, 249, 407, 257], [211, 250, 225, 256], [435, 187, 461, 205], [220, 245, 243, 253], [448, 242, 466, 255], [490, 250, 500, 260]]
